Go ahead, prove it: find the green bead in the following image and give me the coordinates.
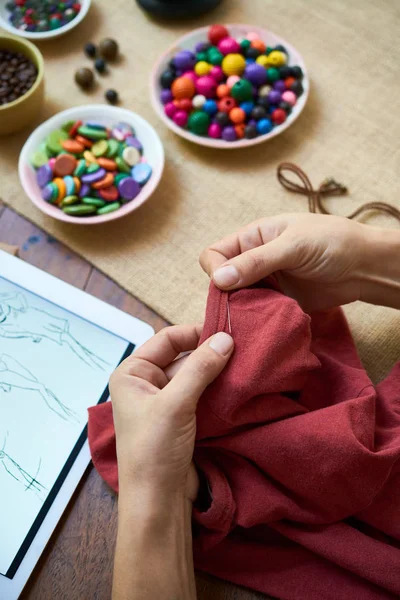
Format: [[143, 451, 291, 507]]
[[114, 173, 129, 185], [207, 49, 223, 65], [266, 67, 280, 82], [188, 111, 210, 135], [87, 163, 100, 173], [74, 159, 87, 177], [196, 52, 208, 62], [106, 138, 119, 158], [61, 120, 75, 133], [115, 156, 131, 174], [77, 126, 108, 140], [97, 202, 121, 215], [46, 129, 69, 154], [92, 140, 108, 157], [63, 204, 97, 215], [231, 79, 253, 102], [240, 39, 251, 51], [61, 195, 79, 206], [266, 46, 273, 55], [82, 196, 106, 207], [45, 183, 59, 204], [31, 149, 49, 168], [50, 17, 61, 29]]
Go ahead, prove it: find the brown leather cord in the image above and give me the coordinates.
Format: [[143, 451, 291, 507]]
[[277, 162, 400, 223]]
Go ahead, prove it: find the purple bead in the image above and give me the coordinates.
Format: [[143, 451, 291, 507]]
[[273, 80, 286, 92], [118, 177, 140, 201], [125, 136, 143, 153], [160, 89, 173, 105], [42, 184, 55, 202], [268, 90, 281, 104], [36, 164, 53, 188], [173, 50, 196, 71], [81, 168, 106, 184], [244, 63, 267, 86], [221, 126, 237, 142], [79, 183, 90, 198], [247, 119, 257, 127]]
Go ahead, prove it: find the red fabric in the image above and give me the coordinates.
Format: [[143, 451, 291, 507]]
[[88, 281, 400, 600]]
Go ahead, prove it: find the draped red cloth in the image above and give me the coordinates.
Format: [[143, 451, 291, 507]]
[[88, 281, 400, 600]]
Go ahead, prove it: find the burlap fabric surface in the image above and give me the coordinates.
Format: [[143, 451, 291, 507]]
[[0, 0, 399, 383]]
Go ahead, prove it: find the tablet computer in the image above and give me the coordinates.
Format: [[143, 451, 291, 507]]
[[0, 251, 154, 599]]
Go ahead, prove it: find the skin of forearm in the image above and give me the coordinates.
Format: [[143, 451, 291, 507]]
[[360, 225, 400, 309], [112, 481, 196, 600]]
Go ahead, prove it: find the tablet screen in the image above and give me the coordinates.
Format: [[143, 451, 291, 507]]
[[0, 276, 134, 578]]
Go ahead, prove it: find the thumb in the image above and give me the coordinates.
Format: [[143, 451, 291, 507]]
[[212, 235, 296, 290], [162, 332, 234, 409]]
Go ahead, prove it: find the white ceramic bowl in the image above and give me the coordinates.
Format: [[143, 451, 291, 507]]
[[151, 24, 309, 149], [19, 105, 165, 225], [0, 0, 91, 40]]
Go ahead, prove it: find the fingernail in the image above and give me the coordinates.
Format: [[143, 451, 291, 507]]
[[213, 265, 239, 288], [209, 332, 234, 355]]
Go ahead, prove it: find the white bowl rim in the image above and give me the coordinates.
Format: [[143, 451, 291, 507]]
[[19, 104, 165, 225], [150, 23, 309, 149], [0, 0, 91, 40]]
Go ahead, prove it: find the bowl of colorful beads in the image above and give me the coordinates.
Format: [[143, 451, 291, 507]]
[[151, 23, 309, 148], [19, 105, 165, 224], [0, 0, 91, 40]]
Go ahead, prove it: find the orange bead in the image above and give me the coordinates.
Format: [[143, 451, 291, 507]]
[[216, 83, 230, 98], [235, 124, 246, 139], [229, 107, 246, 124], [62, 139, 85, 154], [97, 157, 118, 171], [75, 134, 93, 148], [218, 97, 236, 113], [171, 76, 195, 99], [73, 177, 81, 192], [285, 77, 296, 89], [251, 39, 266, 53], [91, 172, 115, 189], [53, 177, 66, 204]]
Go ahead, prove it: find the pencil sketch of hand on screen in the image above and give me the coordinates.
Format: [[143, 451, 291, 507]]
[[0, 354, 78, 421], [0, 432, 47, 500], [0, 292, 110, 370]]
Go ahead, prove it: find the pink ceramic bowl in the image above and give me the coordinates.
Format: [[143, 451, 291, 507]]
[[151, 24, 309, 149], [19, 105, 164, 225]]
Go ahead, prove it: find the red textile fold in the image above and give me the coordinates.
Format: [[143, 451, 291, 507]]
[[88, 281, 400, 600]]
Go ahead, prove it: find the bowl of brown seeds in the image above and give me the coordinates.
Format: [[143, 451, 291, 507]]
[[0, 32, 44, 135]]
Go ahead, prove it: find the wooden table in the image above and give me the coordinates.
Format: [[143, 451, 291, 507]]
[[0, 203, 265, 600]]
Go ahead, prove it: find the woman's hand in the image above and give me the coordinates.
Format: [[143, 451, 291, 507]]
[[200, 213, 400, 311], [110, 325, 234, 600], [110, 324, 234, 502]]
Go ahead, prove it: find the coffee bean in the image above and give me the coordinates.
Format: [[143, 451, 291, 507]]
[[0, 49, 37, 104]]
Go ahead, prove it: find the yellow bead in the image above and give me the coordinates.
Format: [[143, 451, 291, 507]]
[[222, 53, 246, 76], [194, 61, 211, 76], [267, 51, 286, 67], [256, 55, 269, 68]]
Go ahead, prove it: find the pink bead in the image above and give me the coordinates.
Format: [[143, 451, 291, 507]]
[[246, 31, 259, 41], [226, 75, 240, 89], [48, 158, 56, 170], [208, 123, 222, 139], [209, 65, 224, 83], [218, 37, 241, 55], [281, 90, 297, 106], [140, 157, 148, 163], [173, 110, 188, 127], [182, 70, 197, 82], [196, 75, 217, 98], [164, 102, 177, 118]]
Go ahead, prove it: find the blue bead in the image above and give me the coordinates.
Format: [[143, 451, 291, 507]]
[[240, 101, 254, 116], [203, 99, 218, 116], [256, 118, 273, 135], [246, 58, 255, 64]]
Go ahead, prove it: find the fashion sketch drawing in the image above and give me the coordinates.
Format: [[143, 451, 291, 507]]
[[0, 354, 76, 421], [0, 291, 109, 370], [0, 432, 46, 498]]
